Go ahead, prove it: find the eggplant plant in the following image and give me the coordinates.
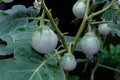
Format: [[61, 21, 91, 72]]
[[0, 0, 120, 80]]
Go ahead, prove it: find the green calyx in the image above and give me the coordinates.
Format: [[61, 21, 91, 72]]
[[35, 25, 44, 30], [35, 10, 47, 33], [33, 0, 41, 8], [64, 52, 75, 60], [35, 25, 50, 34]]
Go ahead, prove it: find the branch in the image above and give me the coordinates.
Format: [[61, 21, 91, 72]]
[[41, 0, 68, 50], [99, 64, 120, 73], [89, 0, 117, 19], [71, 0, 91, 52], [91, 21, 112, 25]]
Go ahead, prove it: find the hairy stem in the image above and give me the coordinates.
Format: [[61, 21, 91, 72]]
[[41, 0, 68, 50], [89, 0, 117, 19], [99, 64, 120, 73], [71, 0, 117, 53], [90, 54, 101, 80], [91, 21, 112, 25], [71, 0, 91, 53], [40, 10, 45, 26], [65, 70, 69, 80]]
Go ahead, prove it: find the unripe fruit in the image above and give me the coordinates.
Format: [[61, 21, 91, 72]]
[[59, 53, 77, 71], [98, 23, 111, 36], [31, 26, 58, 54], [80, 32, 101, 55], [72, 1, 85, 18]]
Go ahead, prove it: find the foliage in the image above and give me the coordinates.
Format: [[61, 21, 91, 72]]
[[0, 47, 66, 80], [0, 0, 120, 80], [0, 0, 13, 3], [101, 44, 120, 66]]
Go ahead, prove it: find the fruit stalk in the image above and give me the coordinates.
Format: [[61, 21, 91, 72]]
[[39, 10, 45, 26]]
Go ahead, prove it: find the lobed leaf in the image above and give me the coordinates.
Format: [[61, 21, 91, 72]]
[[0, 36, 30, 55], [102, 9, 117, 20], [0, 46, 66, 80], [108, 21, 120, 37], [0, 20, 38, 55], [0, 5, 40, 38], [9, 20, 38, 40]]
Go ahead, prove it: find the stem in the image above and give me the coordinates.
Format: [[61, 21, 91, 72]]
[[29, 17, 51, 23], [40, 10, 45, 26], [89, 0, 117, 19], [88, 22, 92, 32], [41, 0, 68, 50], [35, 0, 37, 3], [82, 62, 89, 73], [91, 21, 112, 25], [90, 37, 107, 80], [65, 70, 69, 80], [71, 0, 91, 52], [45, 49, 66, 63], [77, 59, 88, 63], [29, 49, 66, 80], [90, 53, 101, 80], [68, 43, 72, 53], [98, 64, 120, 73], [29, 17, 40, 20], [71, 0, 117, 53]]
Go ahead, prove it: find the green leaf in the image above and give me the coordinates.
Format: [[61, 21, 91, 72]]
[[9, 20, 38, 40], [89, 2, 102, 14], [64, 36, 81, 51], [0, 0, 2, 2], [108, 22, 120, 37], [102, 9, 117, 20], [0, 10, 7, 18], [0, 36, 30, 55], [101, 44, 120, 66], [3, 0, 13, 3], [46, 18, 59, 31], [117, 7, 120, 15], [0, 46, 66, 80], [69, 75, 80, 80], [5, 5, 40, 16], [0, 20, 38, 55], [0, 5, 39, 38]]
